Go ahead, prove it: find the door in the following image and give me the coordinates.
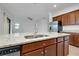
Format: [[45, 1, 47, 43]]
[[63, 40, 69, 56], [45, 44, 56, 56], [3, 15, 11, 34], [75, 10, 79, 24], [23, 49, 43, 56], [57, 42, 64, 56]]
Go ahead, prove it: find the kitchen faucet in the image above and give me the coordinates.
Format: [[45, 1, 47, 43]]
[[34, 23, 38, 35], [27, 17, 38, 35]]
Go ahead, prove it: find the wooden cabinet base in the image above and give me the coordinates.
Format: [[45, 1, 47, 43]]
[[63, 40, 69, 56], [45, 44, 56, 56], [57, 42, 64, 56], [23, 49, 43, 56], [21, 36, 69, 56]]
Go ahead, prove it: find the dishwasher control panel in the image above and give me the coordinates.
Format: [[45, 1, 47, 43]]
[[0, 46, 20, 56]]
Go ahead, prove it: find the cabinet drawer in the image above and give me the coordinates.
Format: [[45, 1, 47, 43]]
[[21, 39, 56, 54], [42, 39, 56, 47], [21, 41, 44, 54], [57, 37, 63, 42], [23, 49, 43, 56]]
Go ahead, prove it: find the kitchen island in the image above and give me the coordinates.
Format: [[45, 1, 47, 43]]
[[0, 32, 70, 56]]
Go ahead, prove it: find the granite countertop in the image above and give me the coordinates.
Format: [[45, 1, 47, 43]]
[[0, 32, 70, 48]]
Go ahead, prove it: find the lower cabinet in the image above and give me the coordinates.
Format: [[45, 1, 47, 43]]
[[57, 42, 64, 56], [63, 40, 69, 56], [69, 34, 74, 45], [73, 34, 79, 47], [23, 44, 56, 56], [45, 44, 56, 56], [21, 36, 69, 56], [23, 49, 43, 56], [69, 33, 79, 47]]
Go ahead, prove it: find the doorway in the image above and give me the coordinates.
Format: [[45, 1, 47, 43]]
[[7, 17, 11, 34], [3, 16, 11, 34]]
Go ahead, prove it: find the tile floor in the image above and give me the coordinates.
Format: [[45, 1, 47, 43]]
[[69, 45, 79, 56]]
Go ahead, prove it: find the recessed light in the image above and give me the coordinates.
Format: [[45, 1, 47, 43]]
[[53, 4, 57, 8]]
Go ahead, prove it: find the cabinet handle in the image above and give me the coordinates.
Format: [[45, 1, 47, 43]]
[[43, 43, 46, 46], [41, 52, 44, 54], [45, 50, 47, 53]]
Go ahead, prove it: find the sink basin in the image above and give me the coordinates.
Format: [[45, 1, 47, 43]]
[[24, 35, 49, 39]]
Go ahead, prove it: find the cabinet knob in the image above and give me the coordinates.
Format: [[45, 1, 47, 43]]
[[41, 52, 43, 54], [43, 43, 46, 46], [45, 50, 47, 53]]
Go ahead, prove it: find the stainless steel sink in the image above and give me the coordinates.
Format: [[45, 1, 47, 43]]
[[24, 35, 49, 39]]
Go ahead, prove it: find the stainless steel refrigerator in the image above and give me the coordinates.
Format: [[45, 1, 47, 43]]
[[49, 21, 62, 32]]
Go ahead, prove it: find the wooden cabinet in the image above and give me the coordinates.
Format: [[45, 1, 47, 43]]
[[21, 39, 56, 56], [57, 42, 64, 56], [63, 40, 69, 56], [67, 33, 79, 47], [21, 36, 69, 56], [73, 33, 79, 47], [68, 12, 76, 25], [53, 17, 57, 21], [69, 33, 74, 45], [75, 10, 79, 24], [57, 37, 69, 56], [23, 49, 43, 56], [53, 9, 79, 25], [57, 37, 64, 56], [62, 13, 68, 25], [45, 44, 56, 56], [21, 39, 56, 54], [53, 16, 62, 21]]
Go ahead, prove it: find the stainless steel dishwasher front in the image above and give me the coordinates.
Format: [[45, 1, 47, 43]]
[[0, 46, 20, 56]]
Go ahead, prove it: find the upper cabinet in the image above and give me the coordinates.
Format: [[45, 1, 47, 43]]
[[53, 16, 62, 21], [62, 13, 68, 25], [53, 10, 79, 25], [68, 11, 76, 25], [75, 10, 79, 24]]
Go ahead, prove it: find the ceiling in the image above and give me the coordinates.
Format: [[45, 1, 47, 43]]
[[0, 3, 79, 20]]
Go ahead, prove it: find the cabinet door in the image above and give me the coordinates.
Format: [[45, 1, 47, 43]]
[[75, 10, 79, 24], [68, 12, 75, 25], [69, 33, 74, 45], [62, 13, 68, 25], [53, 17, 57, 21], [73, 34, 79, 47], [56, 16, 62, 21], [23, 49, 43, 56], [57, 42, 64, 56], [63, 40, 69, 56], [45, 44, 56, 56], [53, 16, 62, 21]]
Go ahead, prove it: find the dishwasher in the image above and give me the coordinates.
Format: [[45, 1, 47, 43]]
[[0, 46, 20, 56]]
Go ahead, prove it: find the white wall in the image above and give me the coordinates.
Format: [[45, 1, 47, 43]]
[[11, 17, 49, 33], [0, 8, 49, 34], [0, 8, 4, 34], [0, 4, 52, 34]]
